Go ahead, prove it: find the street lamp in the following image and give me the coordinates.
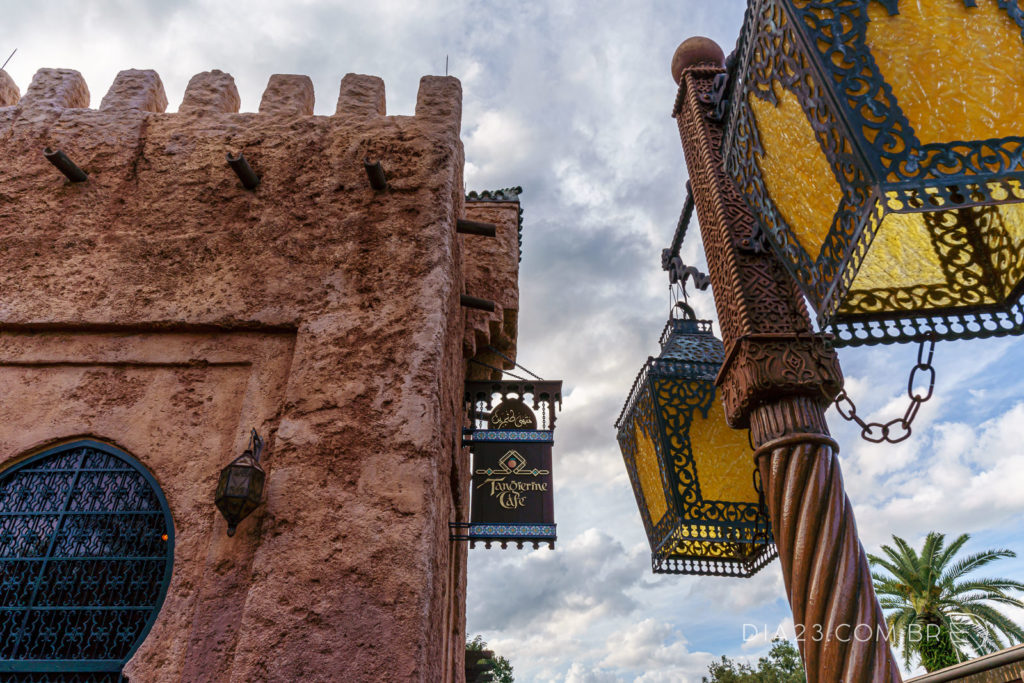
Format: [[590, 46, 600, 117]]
[[668, 34, 902, 680], [721, 0, 1024, 346]]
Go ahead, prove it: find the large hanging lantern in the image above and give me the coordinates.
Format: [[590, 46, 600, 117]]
[[722, 0, 1024, 346], [615, 307, 776, 577]]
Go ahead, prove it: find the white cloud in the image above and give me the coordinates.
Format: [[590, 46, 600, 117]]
[[853, 401, 1024, 548], [600, 619, 712, 678]]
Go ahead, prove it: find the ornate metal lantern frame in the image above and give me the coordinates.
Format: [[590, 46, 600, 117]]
[[616, 310, 776, 577], [215, 430, 266, 537], [0, 440, 174, 678], [723, 0, 1024, 346]]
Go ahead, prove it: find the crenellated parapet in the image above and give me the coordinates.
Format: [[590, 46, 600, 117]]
[[0, 66, 460, 119], [0, 65, 520, 377], [0, 67, 465, 329]]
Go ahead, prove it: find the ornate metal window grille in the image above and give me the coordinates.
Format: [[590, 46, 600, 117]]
[[0, 440, 175, 682]]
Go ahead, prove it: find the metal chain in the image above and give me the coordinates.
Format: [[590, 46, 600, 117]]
[[832, 335, 936, 444]]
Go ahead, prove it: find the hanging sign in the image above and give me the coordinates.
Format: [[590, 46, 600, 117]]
[[471, 438, 554, 527], [453, 380, 562, 549]]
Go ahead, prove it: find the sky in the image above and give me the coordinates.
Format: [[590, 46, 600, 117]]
[[3, 1, 1024, 680]]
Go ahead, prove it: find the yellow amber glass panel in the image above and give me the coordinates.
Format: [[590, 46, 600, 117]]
[[980, 202, 1024, 298], [865, 0, 1024, 145], [749, 85, 843, 261], [684, 383, 758, 504], [663, 525, 762, 560], [667, 538, 735, 560], [1003, 203, 1024, 296], [850, 211, 948, 292], [634, 424, 668, 525], [1000, 203, 1024, 249], [671, 540, 720, 559]]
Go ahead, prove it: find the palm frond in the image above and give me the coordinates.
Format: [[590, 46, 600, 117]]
[[922, 532, 946, 588], [949, 578, 1024, 598], [941, 550, 1017, 585], [948, 592, 1024, 610], [957, 603, 1024, 642], [935, 534, 970, 573]]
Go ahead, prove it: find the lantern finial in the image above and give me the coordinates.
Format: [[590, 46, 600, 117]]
[[672, 37, 725, 84]]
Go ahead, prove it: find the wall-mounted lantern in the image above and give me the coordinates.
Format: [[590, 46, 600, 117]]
[[722, 0, 1024, 346], [215, 429, 266, 536], [616, 304, 775, 577]]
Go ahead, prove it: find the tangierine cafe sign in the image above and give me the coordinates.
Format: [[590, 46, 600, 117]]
[[451, 381, 561, 550]]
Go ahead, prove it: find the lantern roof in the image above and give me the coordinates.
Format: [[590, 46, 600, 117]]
[[657, 316, 723, 366]]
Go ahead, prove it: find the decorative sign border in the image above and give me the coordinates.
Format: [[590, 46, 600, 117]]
[[471, 429, 554, 443]]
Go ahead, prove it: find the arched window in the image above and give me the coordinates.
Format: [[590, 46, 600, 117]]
[[0, 440, 174, 682]]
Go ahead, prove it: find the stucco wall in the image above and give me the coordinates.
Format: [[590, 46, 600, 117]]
[[0, 65, 515, 682]]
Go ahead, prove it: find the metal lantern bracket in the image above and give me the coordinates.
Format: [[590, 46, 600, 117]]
[[661, 188, 714, 326]]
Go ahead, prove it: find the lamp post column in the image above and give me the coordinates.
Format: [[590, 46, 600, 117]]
[[671, 39, 902, 682]]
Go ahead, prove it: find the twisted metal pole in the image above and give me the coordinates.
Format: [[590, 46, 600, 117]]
[[671, 39, 902, 681]]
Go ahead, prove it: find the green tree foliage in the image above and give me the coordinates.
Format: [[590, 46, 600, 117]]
[[703, 639, 805, 683], [466, 635, 514, 683], [489, 654, 514, 683], [869, 532, 1024, 672]]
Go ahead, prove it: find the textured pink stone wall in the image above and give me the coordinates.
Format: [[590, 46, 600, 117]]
[[463, 199, 522, 379], [0, 65, 517, 682]]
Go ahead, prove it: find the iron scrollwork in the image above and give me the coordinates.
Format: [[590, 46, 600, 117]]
[[0, 441, 174, 681]]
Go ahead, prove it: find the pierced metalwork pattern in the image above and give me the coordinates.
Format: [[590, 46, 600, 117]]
[[0, 441, 173, 678], [617, 380, 672, 542], [653, 378, 771, 542], [465, 380, 562, 431], [724, 0, 1024, 345], [616, 322, 775, 576], [725, 0, 871, 306], [657, 319, 725, 365], [653, 543, 778, 578]]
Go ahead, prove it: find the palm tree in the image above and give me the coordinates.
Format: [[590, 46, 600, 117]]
[[869, 532, 1024, 672]]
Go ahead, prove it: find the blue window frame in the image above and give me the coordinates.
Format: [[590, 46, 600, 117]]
[[0, 440, 175, 682]]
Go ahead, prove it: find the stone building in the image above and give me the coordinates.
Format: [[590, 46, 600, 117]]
[[0, 66, 524, 681]]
